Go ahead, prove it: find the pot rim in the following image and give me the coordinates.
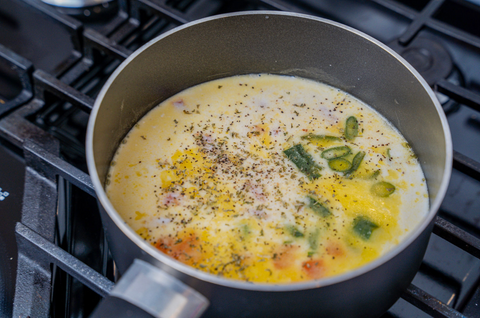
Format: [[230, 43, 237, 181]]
[[86, 11, 453, 292]]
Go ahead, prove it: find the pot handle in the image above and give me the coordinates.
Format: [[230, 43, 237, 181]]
[[90, 259, 209, 318]]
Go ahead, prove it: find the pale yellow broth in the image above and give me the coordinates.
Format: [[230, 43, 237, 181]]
[[106, 74, 428, 283]]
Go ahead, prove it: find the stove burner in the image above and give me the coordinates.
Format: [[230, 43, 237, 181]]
[[41, 0, 112, 9], [436, 65, 465, 114], [389, 36, 453, 86]]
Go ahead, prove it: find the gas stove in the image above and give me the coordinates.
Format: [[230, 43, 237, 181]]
[[0, 0, 480, 317]]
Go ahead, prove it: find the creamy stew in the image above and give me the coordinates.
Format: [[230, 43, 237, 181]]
[[106, 74, 428, 283]]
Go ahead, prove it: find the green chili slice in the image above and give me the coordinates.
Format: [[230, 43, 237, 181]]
[[344, 151, 365, 177], [286, 225, 304, 238], [307, 196, 331, 217], [321, 146, 351, 160], [369, 170, 381, 180], [241, 224, 251, 238], [371, 181, 396, 197], [353, 216, 379, 240], [301, 134, 341, 142], [345, 116, 359, 140], [308, 229, 320, 251], [328, 158, 352, 172], [284, 144, 322, 180]]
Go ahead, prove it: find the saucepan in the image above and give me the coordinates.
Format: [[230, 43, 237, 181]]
[[86, 11, 452, 318]]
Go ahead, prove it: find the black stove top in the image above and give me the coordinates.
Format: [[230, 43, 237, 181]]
[[1, 0, 480, 317]]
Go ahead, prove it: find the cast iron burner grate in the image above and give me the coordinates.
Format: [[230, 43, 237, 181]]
[[1, 0, 480, 317]]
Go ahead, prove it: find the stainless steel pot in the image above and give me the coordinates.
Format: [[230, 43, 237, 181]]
[[86, 11, 452, 318]]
